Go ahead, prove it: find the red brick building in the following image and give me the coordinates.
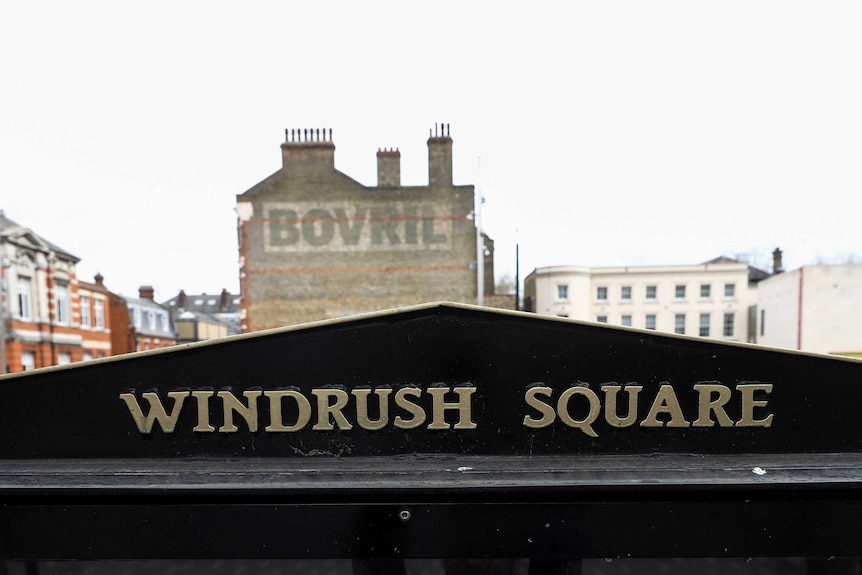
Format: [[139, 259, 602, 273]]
[[107, 286, 178, 355], [125, 286, 177, 352], [1, 213, 179, 372], [75, 273, 112, 361], [0, 211, 103, 372]]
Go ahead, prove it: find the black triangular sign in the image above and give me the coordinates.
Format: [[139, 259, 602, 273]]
[[2, 302, 860, 459]]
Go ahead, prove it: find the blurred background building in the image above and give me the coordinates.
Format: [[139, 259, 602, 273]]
[[524, 256, 770, 343], [3, 123, 861, 371], [756, 263, 862, 357], [235, 125, 501, 331], [163, 289, 241, 344]]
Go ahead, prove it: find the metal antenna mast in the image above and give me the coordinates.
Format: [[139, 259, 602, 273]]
[[476, 157, 484, 306]]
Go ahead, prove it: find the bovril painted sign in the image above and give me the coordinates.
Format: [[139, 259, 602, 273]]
[[262, 202, 457, 252]]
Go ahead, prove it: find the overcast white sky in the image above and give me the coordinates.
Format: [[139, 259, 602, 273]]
[[2, 1, 860, 301]]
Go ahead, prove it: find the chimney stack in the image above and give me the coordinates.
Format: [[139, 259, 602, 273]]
[[139, 285, 155, 301], [377, 147, 401, 187], [772, 248, 784, 274], [177, 289, 187, 309], [281, 128, 336, 173], [427, 123, 453, 187], [219, 288, 230, 311]]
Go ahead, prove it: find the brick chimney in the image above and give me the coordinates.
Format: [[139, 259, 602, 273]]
[[428, 123, 453, 187], [377, 147, 401, 187], [772, 248, 784, 274], [139, 285, 155, 301], [177, 289, 187, 309], [94, 273, 104, 286], [281, 128, 335, 174], [219, 288, 230, 311]]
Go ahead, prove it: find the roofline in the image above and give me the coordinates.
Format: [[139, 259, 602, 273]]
[[3, 300, 859, 382], [529, 261, 750, 277]]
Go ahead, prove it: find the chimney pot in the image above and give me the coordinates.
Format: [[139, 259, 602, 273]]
[[281, 127, 336, 171], [772, 248, 784, 274], [427, 124, 453, 187]]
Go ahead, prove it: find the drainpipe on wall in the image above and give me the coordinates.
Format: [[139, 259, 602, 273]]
[[47, 254, 57, 366]]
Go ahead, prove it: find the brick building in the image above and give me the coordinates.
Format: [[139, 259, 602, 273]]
[[236, 125, 494, 331], [107, 285, 177, 354], [1, 212, 180, 369], [121, 285, 177, 353], [0, 211, 104, 372], [76, 273, 112, 361]]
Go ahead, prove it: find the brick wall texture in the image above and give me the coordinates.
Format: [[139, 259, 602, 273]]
[[236, 127, 483, 331]]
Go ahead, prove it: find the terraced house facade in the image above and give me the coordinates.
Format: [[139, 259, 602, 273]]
[[524, 256, 771, 343]]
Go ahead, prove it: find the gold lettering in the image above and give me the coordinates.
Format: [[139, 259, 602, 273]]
[[394, 387, 426, 429], [218, 390, 262, 432], [736, 383, 774, 427], [602, 384, 643, 427], [120, 380, 771, 438], [556, 386, 600, 437], [427, 386, 477, 430], [120, 391, 190, 434], [312, 389, 353, 431], [352, 388, 393, 430], [523, 386, 555, 428], [120, 391, 189, 433], [693, 384, 734, 427], [264, 390, 311, 432], [640, 384, 690, 428], [191, 390, 215, 432]]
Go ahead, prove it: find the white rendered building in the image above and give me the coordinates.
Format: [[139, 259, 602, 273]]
[[756, 263, 862, 357], [524, 257, 770, 343]]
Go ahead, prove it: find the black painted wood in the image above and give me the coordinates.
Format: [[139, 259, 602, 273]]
[[2, 303, 862, 562], [1, 303, 860, 459]]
